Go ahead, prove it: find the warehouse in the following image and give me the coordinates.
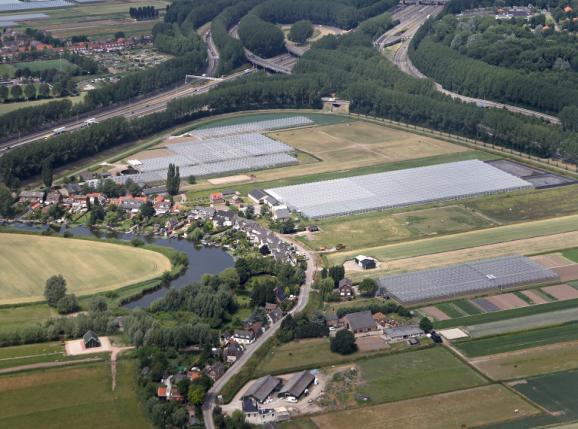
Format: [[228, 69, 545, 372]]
[[265, 160, 533, 219], [278, 371, 316, 400], [376, 255, 559, 305], [242, 375, 282, 403]]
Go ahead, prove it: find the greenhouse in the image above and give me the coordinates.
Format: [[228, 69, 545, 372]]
[[189, 116, 314, 140]]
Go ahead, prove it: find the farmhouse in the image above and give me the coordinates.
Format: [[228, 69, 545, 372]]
[[383, 325, 425, 343], [18, 190, 44, 203], [233, 329, 255, 345], [339, 278, 354, 299], [242, 375, 282, 403], [355, 255, 377, 270], [272, 205, 291, 221], [278, 371, 316, 400], [223, 340, 244, 363], [268, 306, 284, 324], [343, 311, 377, 334], [83, 331, 101, 349]]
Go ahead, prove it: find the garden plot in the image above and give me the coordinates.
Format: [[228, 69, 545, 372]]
[[486, 293, 529, 310], [542, 284, 578, 301], [551, 265, 578, 282]]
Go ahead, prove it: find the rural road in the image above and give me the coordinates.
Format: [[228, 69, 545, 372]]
[[378, 5, 560, 125], [202, 239, 317, 429]]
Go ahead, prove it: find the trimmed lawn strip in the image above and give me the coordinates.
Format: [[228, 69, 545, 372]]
[[433, 298, 578, 330], [436, 303, 466, 319], [513, 291, 534, 305], [455, 322, 578, 357], [453, 299, 484, 315]]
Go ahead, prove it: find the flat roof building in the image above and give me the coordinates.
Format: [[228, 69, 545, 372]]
[[384, 325, 424, 343]]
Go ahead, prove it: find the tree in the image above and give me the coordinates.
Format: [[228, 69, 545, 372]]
[[38, 83, 50, 99], [44, 275, 67, 307], [89, 296, 108, 313], [187, 175, 196, 184], [114, 31, 125, 40], [0, 184, 14, 217], [330, 329, 357, 355], [317, 277, 335, 301], [289, 20, 314, 44], [166, 163, 180, 195], [235, 258, 251, 284], [188, 383, 205, 405], [57, 294, 79, 314], [24, 83, 36, 100], [328, 265, 345, 287], [359, 278, 378, 298], [419, 316, 433, 333], [278, 313, 296, 342], [41, 158, 53, 188], [126, 180, 142, 196], [140, 201, 155, 218], [0, 85, 8, 101], [10, 84, 22, 100]]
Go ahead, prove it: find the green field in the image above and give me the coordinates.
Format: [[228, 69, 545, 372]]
[[298, 206, 493, 252], [435, 302, 466, 319], [452, 299, 484, 315], [0, 94, 85, 116], [13, 59, 78, 73], [514, 369, 578, 423], [0, 342, 91, 370], [0, 361, 153, 429], [562, 248, 578, 263], [329, 213, 578, 267], [455, 322, 578, 357], [0, 233, 171, 305], [0, 304, 55, 333], [434, 298, 578, 329], [356, 347, 487, 404]]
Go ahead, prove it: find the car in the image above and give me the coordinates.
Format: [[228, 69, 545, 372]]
[[329, 326, 336, 331], [285, 397, 298, 403]]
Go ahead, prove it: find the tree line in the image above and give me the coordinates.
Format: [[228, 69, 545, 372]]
[[129, 6, 159, 21]]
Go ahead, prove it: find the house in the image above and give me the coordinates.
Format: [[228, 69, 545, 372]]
[[18, 190, 44, 204], [186, 368, 202, 382], [233, 329, 255, 345], [342, 311, 377, 334], [242, 375, 282, 403], [248, 321, 264, 339], [45, 191, 62, 205], [265, 303, 278, 313], [223, 340, 244, 363], [83, 331, 101, 349], [206, 362, 225, 381], [71, 195, 89, 210], [272, 205, 291, 221], [268, 307, 284, 324], [321, 96, 350, 113], [142, 185, 168, 197], [278, 371, 315, 400], [262, 195, 279, 208], [248, 189, 268, 204], [154, 199, 172, 215], [383, 325, 424, 343], [158, 375, 184, 401], [274, 287, 286, 304], [210, 192, 225, 206], [354, 255, 377, 270], [338, 278, 354, 300], [325, 313, 340, 328], [242, 397, 259, 418]]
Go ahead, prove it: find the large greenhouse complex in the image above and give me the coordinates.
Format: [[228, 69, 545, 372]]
[[376, 255, 559, 305], [265, 160, 533, 219], [188, 116, 314, 140]]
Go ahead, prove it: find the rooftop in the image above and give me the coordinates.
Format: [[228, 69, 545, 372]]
[[279, 371, 315, 398], [243, 375, 281, 402], [343, 311, 376, 331]]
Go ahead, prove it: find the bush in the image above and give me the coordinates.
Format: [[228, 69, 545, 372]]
[[57, 294, 79, 314], [330, 329, 357, 355], [289, 20, 314, 44]]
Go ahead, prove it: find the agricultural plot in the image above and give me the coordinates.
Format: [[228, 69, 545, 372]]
[[355, 347, 487, 404], [0, 233, 170, 305], [471, 340, 578, 380], [0, 303, 54, 333], [311, 385, 539, 429], [0, 361, 153, 429], [455, 322, 578, 357], [513, 369, 578, 422]]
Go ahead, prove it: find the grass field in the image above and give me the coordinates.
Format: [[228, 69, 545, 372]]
[[0, 93, 85, 116], [311, 385, 540, 429], [434, 298, 578, 330], [452, 299, 484, 315], [513, 369, 578, 422], [472, 340, 578, 380], [465, 307, 578, 338], [356, 347, 487, 404], [0, 304, 55, 333], [13, 59, 78, 73], [0, 342, 93, 370], [0, 360, 153, 429], [298, 206, 493, 251], [455, 322, 578, 357], [0, 233, 170, 305]]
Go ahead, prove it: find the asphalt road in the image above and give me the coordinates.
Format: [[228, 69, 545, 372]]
[[202, 239, 317, 429], [379, 5, 560, 125]]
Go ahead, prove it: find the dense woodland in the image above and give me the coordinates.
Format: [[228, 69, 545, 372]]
[[410, 13, 578, 114], [238, 14, 286, 58]]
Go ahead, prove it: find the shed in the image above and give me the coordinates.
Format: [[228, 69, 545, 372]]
[[83, 331, 101, 349], [383, 325, 424, 343], [354, 255, 377, 270], [278, 371, 315, 399], [242, 375, 282, 403]]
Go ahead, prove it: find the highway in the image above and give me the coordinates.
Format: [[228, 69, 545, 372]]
[[378, 5, 560, 125], [202, 239, 317, 429]]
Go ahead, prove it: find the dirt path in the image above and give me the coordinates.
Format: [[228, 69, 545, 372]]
[[0, 357, 102, 375], [110, 346, 134, 391]]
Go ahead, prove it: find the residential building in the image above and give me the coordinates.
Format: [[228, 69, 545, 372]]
[[206, 362, 225, 381], [83, 331, 101, 349], [18, 190, 44, 203], [223, 340, 244, 363], [342, 311, 377, 334], [233, 329, 255, 345], [248, 189, 268, 204], [268, 307, 284, 324], [272, 205, 291, 221], [338, 278, 354, 299]]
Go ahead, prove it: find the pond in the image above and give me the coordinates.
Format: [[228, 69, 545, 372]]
[[3, 223, 234, 308]]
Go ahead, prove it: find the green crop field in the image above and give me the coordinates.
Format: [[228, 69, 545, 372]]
[[435, 303, 466, 319], [356, 347, 487, 404], [452, 299, 484, 315], [513, 369, 578, 422], [0, 361, 153, 429], [311, 385, 540, 429], [298, 206, 493, 252], [434, 298, 578, 330], [455, 322, 578, 357], [0, 233, 170, 305]]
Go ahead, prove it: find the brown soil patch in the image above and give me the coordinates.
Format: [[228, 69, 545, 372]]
[[486, 293, 528, 310], [542, 284, 578, 301], [356, 336, 389, 353], [521, 290, 549, 305], [551, 265, 578, 282], [531, 253, 575, 269], [208, 175, 253, 185], [422, 306, 450, 321]]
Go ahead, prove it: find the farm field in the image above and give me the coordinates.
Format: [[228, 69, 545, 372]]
[[0, 342, 91, 370], [0, 361, 153, 429], [513, 369, 578, 423], [298, 205, 494, 251], [311, 385, 540, 429], [471, 340, 578, 380], [455, 322, 578, 357], [355, 347, 487, 404], [0, 233, 171, 305], [465, 307, 578, 338], [0, 303, 55, 333]]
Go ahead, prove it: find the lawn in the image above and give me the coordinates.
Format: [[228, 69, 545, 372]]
[[0, 233, 171, 305], [455, 321, 578, 357], [0, 93, 85, 116], [0, 304, 55, 333], [472, 340, 578, 380], [434, 298, 578, 330], [0, 342, 93, 370], [311, 385, 540, 429], [355, 347, 487, 404], [298, 205, 493, 252], [0, 360, 153, 429], [13, 59, 78, 73]]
